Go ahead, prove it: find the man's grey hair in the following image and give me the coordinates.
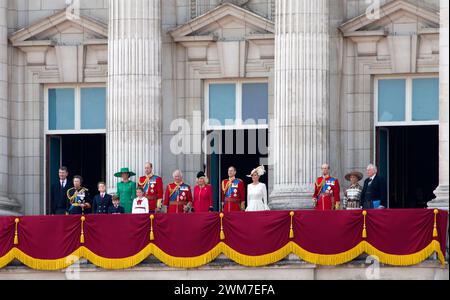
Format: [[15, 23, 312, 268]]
[[172, 169, 183, 177], [367, 164, 378, 173]]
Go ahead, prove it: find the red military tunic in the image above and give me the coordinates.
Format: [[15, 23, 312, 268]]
[[221, 178, 245, 212], [138, 174, 163, 212], [313, 176, 341, 210], [164, 182, 193, 214]]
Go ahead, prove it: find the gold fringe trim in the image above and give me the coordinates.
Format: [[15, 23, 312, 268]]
[[364, 240, 446, 266], [81, 246, 152, 270], [12, 248, 82, 270], [0, 249, 15, 269], [222, 242, 293, 267], [292, 242, 364, 265], [151, 244, 222, 268], [0, 241, 445, 270]]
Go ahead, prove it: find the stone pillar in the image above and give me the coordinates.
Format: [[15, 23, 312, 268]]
[[429, 0, 449, 209], [106, 0, 162, 191], [270, 0, 329, 209], [0, 0, 20, 215]]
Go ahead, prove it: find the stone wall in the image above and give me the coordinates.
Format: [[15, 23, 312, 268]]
[[0, 0, 445, 214]]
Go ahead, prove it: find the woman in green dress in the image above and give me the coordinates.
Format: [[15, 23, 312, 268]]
[[114, 167, 136, 213]]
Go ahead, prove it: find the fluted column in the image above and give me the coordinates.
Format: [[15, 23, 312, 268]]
[[0, 0, 20, 215], [429, 0, 449, 209], [107, 0, 162, 191], [270, 0, 329, 209]]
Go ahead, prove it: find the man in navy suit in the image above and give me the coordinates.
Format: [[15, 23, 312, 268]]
[[360, 164, 387, 209], [50, 166, 73, 215], [92, 182, 112, 214]]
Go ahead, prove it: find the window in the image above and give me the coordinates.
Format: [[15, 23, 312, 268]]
[[48, 88, 75, 130], [209, 84, 236, 125], [242, 83, 269, 123], [378, 79, 406, 122], [375, 76, 439, 125], [206, 80, 269, 129], [80, 87, 106, 129], [46, 85, 106, 133], [412, 78, 439, 121]]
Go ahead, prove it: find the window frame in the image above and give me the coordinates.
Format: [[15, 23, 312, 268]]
[[45, 83, 107, 134], [204, 79, 269, 130], [374, 74, 439, 127]]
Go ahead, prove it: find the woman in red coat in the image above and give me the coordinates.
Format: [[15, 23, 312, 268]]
[[193, 171, 214, 212]]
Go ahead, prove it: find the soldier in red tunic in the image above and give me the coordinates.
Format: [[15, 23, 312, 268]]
[[312, 164, 341, 210], [164, 169, 193, 214], [221, 166, 245, 212], [138, 162, 163, 213]]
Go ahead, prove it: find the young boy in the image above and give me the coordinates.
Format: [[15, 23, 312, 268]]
[[108, 195, 125, 214], [92, 182, 112, 214], [132, 187, 149, 214]]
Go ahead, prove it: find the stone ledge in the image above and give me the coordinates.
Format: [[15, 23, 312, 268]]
[[1, 255, 447, 280]]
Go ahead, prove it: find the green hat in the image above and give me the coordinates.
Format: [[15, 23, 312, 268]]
[[114, 167, 136, 178]]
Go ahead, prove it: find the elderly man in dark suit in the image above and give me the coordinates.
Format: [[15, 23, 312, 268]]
[[360, 164, 387, 209], [50, 166, 73, 215]]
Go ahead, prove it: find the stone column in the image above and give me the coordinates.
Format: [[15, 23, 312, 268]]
[[0, 0, 20, 215], [270, 0, 329, 209], [107, 0, 162, 191], [429, 0, 449, 209]]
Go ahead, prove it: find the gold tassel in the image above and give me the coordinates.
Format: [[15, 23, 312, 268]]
[[433, 209, 438, 238], [150, 214, 155, 241], [362, 210, 367, 238], [289, 211, 295, 239], [219, 213, 225, 240], [80, 216, 85, 244], [14, 218, 20, 245]]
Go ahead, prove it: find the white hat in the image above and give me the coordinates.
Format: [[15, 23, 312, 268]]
[[247, 165, 266, 177]]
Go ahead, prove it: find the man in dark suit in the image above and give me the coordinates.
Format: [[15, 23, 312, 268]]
[[50, 166, 72, 215], [360, 164, 387, 209]]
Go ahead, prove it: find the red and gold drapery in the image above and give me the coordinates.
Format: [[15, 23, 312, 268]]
[[0, 209, 447, 270]]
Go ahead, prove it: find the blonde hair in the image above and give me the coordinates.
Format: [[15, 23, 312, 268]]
[[197, 175, 209, 185]]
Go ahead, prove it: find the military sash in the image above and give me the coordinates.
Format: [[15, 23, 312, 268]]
[[223, 179, 239, 198], [319, 177, 336, 197], [142, 175, 157, 194], [169, 183, 189, 203]]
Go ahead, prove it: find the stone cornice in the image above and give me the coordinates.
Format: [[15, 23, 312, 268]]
[[339, 0, 439, 34], [9, 9, 107, 45]]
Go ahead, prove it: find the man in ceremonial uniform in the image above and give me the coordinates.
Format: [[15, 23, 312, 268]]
[[164, 170, 193, 214], [67, 175, 91, 215], [138, 162, 163, 213], [312, 164, 340, 210], [221, 166, 245, 212]]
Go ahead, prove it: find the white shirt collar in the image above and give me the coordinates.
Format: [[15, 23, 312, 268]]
[[370, 174, 376, 181]]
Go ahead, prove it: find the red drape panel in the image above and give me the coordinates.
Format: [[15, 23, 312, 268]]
[[0, 209, 447, 268]]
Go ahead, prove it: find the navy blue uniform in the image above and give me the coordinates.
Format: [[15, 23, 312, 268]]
[[92, 193, 112, 214]]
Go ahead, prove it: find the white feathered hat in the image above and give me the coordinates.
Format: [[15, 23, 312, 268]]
[[247, 165, 266, 177]]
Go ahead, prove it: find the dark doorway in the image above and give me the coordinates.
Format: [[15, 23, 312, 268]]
[[376, 126, 438, 208], [47, 134, 106, 214], [207, 129, 269, 211]]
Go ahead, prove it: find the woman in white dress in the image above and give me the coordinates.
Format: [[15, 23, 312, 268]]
[[245, 165, 270, 212]]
